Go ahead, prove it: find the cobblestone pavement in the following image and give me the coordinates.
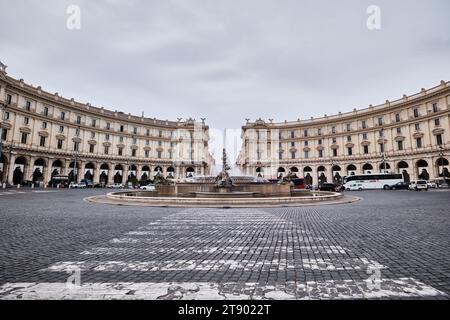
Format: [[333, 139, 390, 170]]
[[0, 189, 448, 299]]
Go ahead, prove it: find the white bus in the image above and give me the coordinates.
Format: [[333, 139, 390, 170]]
[[343, 173, 404, 190]]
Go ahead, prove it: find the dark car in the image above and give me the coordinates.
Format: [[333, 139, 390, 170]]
[[389, 182, 410, 190], [319, 183, 337, 192], [80, 179, 93, 188]]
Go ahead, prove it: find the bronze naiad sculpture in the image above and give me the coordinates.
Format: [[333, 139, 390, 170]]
[[215, 149, 233, 188], [280, 171, 297, 184], [153, 171, 174, 186]]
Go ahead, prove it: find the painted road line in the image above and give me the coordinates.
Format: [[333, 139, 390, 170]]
[[0, 279, 446, 300]]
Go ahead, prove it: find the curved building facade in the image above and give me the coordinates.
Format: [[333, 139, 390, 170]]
[[0, 66, 214, 186], [238, 81, 450, 185]]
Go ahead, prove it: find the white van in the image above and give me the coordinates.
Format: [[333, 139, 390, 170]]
[[344, 182, 364, 191], [409, 180, 428, 191]]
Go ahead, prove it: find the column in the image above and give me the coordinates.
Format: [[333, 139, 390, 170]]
[[326, 165, 333, 183], [44, 157, 53, 187], [108, 163, 115, 185], [7, 154, 16, 185], [136, 165, 142, 181], [123, 164, 129, 184], [0, 85, 5, 102], [94, 162, 101, 184], [78, 161, 85, 183], [175, 166, 180, 180], [24, 156, 34, 184], [64, 160, 71, 176]]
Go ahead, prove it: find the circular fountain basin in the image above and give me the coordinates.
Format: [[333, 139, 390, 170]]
[[95, 189, 353, 208]]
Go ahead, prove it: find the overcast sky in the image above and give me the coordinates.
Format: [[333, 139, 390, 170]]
[[1, 0, 450, 165]]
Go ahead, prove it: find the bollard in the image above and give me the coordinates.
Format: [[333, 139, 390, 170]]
[[2, 183, 5, 189]]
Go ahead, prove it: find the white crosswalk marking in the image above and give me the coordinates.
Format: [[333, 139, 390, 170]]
[[0, 208, 447, 300]]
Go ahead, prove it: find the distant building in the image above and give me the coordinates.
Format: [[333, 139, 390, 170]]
[[238, 81, 450, 184], [0, 67, 213, 186]]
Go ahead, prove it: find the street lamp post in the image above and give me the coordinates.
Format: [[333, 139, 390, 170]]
[[73, 151, 79, 183]]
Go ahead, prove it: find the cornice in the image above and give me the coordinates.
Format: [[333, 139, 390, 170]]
[[1, 75, 208, 130], [243, 81, 450, 130]]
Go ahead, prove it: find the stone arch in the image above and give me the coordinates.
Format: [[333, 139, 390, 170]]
[[84, 162, 95, 181], [332, 165, 342, 172], [13, 156, 27, 185], [303, 167, 313, 185], [166, 166, 175, 178], [32, 158, 46, 183], [128, 164, 137, 180], [68, 161, 80, 182], [347, 164, 357, 176], [114, 164, 123, 184], [255, 167, 264, 178], [317, 166, 327, 185], [397, 161, 409, 169], [332, 165, 342, 185], [289, 167, 299, 178], [379, 162, 391, 172], [51, 160, 64, 177], [277, 167, 286, 179], [437, 157, 449, 178], [397, 161, 410, 181], [416, 159, 429, 180], [99, 163, 109, 185], [186, 167, 195, 178], [362, 163, 373, 174]]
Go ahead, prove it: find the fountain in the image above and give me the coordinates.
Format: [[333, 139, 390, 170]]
[[214, 148, 234, 190], [95, 149, 352, 208]]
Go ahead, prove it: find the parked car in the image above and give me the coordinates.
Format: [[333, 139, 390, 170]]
[[389, 182, 410, 190], [345, 182, 364, 191], [319, 183, 338, 192], [140, 184, 156, 191], [80, 179, 93, 188], [427, 180, 438, 189], [69, 182, 86, 188], [77, 182, 87, 189], [107, 183, 124, 189], [409, 180, 428, 191]]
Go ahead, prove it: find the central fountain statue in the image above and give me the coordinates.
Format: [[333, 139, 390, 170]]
[[215, 148, 233, 189]]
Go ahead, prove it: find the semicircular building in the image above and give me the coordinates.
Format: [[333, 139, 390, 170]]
[[0, 66, 214, 186], [238, 81, 450, 184]]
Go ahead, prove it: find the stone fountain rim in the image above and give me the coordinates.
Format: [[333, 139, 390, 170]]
[[84, 191, 360, 208]]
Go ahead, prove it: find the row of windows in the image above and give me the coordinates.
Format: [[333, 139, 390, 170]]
[[0, 130, 195, 161], [252, 106, 442, 140], [254, 119, 442, 146], [5, 95, 189, 137], [3, 112, 199, 141]]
